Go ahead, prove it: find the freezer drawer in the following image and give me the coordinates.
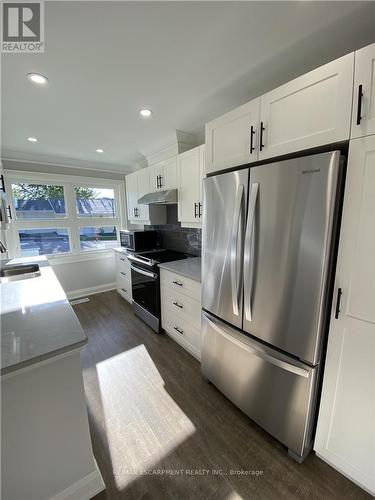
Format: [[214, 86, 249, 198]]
[[201, 312, 318, 460]]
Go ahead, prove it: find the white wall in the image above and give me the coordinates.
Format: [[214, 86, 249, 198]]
[[51, 254, 116, 299]]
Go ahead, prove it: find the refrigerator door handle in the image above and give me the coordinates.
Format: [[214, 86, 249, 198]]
[[244, 182, 259, 322], [204, 313, 310, 378], [230, 184, 244, 316]]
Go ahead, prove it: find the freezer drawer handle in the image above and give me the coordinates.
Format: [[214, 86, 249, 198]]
[[205, 314, 310, 378], [231, 184, 244, 316], [244, 182, 259, 322]]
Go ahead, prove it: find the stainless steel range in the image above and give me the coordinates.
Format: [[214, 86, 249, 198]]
[[128, 249, 188, 333]]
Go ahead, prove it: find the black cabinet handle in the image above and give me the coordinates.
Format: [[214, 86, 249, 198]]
[[121, 288, 127, 294], [172, 280, 183, 286], [194, 202, 198, 218], [335, 288, 342, 319], [121, 271, 127, 276], [198, 202, 202, 218], [173, 301, 183, 309], [120, 258, 126, 262], [356, 84, 363, 125], [156, 175, 160, 189], [250, 125, 255, 154], [0, 175, 5, 193], [7, 205, 12, 220], [159, 175, 163, 188], [135, 207, 139, 218], [174, 326, 184, 335], [259, 122, 265, 151]]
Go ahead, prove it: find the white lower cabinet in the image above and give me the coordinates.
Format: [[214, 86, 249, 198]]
[[114, 250, 132, 303], [160, 269, 201, 359], [314, 135, 375, 496]]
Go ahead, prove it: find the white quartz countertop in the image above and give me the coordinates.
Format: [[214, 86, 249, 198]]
[[158, 257, 201, 283], [1, 256, 87, 376]]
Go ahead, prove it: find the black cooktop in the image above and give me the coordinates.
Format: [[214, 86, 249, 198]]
[[137, 249, 188, 264]]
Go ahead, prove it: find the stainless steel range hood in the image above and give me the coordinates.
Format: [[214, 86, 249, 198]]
[[138, 189, 178, 205]]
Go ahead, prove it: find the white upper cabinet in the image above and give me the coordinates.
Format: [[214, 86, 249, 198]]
[[149, 157, 178, 191], [314, 135, 375, 496], [178, 145, 205, 227], [351, 43, 375, 139], [136, 168, 151, 222], [125, 172, 139, 223], [205, 99, 260, 174], [259, 53, 354, 160]]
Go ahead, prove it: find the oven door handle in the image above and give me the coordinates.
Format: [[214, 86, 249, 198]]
[[128, 254, 152, 266], [130, 264, 158, 279]]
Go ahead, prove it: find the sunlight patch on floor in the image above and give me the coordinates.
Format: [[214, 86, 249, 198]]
[[96, 344, 196, 489]]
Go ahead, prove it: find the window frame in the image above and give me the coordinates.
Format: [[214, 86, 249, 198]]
[[5, 170, 126, 261]]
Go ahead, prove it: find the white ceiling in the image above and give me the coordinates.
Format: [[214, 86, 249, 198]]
[[2, 1, 375, 173]]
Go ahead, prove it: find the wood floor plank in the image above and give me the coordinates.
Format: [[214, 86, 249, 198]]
[[74, 291, 371, 500]]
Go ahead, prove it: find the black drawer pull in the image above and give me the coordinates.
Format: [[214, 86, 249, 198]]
[[121, 288, 127, 294], [120, 272, 127, 276], [194, 202, 198, 218], [120, 258, 126, 262], [198, 202, 202, 218], [172, 280, 183, 286], [356, 84, 363, 125], [173, 301, 183, 309], [0, 175, 5, 193], [174, 326, 184, 334], [7, 205, 12, 220]]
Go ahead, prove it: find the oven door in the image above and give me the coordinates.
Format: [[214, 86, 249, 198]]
[[130, 264, 159, 317]]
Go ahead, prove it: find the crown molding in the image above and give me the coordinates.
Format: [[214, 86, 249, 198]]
[[142, 130, 197, 166], [1, 149, 135, 175]]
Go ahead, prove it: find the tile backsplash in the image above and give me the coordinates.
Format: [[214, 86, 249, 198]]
[[145, 205, 201, 256]]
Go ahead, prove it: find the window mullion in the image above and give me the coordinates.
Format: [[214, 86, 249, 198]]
[[64, 183, 80, 254]]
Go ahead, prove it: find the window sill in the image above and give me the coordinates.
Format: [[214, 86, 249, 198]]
[[47, 249, 116, 265]]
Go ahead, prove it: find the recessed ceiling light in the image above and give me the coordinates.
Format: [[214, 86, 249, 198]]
[[96, 148, 104, 153], [27, 73, 48, 85], [27, 137, 38, 142], [139, 109, 153, 118]]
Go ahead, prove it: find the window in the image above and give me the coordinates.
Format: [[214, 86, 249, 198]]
[[79, 226, 118, 251], [75, 186, 116, 218], [18, 228, 70, 256], [11, 182, 66, 219], [6, 172, 125, 259]]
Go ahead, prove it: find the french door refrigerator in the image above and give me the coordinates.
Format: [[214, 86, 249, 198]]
[[201, 151, 342, 462]]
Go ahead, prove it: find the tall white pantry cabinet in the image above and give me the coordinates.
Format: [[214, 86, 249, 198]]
[[314, 44, 375, 496]]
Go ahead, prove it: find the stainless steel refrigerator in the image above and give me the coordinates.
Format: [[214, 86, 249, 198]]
[[201, 151, 343, 462]]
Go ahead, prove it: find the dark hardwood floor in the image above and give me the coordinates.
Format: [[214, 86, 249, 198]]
[[74, 291, 370, 500]]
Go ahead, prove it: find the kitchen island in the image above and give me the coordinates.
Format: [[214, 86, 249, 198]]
[[1, 256, 104, 500]]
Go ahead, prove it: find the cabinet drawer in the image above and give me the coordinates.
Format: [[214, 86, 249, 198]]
[[160, 269, 201, 300], [161, 285, 201, 329], [162, 305, 201, 355], [117, 275, 132, 300]]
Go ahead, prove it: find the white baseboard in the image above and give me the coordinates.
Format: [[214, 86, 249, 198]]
[[49, 461, 105, 500], [67, 282, 116, 300]]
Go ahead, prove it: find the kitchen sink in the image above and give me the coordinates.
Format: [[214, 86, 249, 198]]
[[0, 264, 41, 283]]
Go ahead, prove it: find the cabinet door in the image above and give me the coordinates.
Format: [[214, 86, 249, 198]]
[[351, 43, 375, 139], [314, 135, 375, 496], [178, 147, 200, 224], [205, 98, 260, 174], [259, 53, 354, 160], [137, 168, 150, 222], [160, 157, 177, 190], [125, 172, 139, 222], [198, 145, 205, 220], [149, 164, 161, 192]]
